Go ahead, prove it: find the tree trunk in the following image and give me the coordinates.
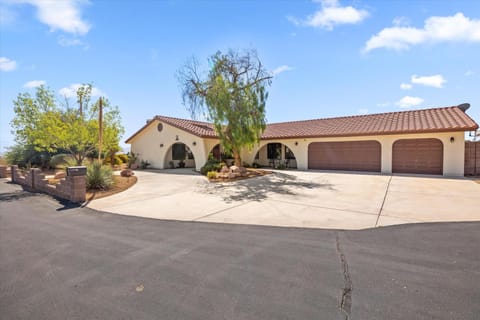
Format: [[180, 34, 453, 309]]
[[233, 149, 242, 167]]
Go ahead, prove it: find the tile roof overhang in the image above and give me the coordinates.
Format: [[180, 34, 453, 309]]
[[125, 105, 479, 143]]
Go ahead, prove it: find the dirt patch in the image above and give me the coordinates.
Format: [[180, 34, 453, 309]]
[[208, 168, 272, 182], [87, 175, 137, 201]]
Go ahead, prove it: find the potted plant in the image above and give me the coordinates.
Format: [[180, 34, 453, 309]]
[[178, 160, 185, 168]]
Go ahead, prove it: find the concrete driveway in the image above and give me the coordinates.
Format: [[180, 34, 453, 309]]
[[87, 169, 480, 230]]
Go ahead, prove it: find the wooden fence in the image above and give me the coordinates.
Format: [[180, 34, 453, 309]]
[[465, 141, 480, 176]]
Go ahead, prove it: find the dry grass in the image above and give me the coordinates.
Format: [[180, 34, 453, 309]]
[[86, 175, 137, 201]]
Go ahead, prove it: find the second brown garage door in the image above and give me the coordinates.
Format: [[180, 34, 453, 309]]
[[392, 138, 443, 175], [308, 141, 381, 172]]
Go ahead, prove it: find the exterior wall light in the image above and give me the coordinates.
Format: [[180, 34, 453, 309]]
[[175, 135, 179, 141], [192, 141, 197, 146], [450, 137, 455, 143], [295, 141, 298, 146], [160, 143, 164, 148]]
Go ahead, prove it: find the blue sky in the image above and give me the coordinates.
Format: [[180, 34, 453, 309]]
[[1, 0, 480, 152]]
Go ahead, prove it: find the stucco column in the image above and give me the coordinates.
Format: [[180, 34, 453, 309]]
[[441, 132, 465, 177], [294, 141, 308, 170], [380, 138, 394, 174]]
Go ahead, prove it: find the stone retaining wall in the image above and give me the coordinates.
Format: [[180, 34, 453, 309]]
[[10, 166, 86, 203]]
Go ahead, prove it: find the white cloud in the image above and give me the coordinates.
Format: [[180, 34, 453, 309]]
[[289, 0, 368, 30], [357, 108, 369, 114], [363, 12, 480, 52], [59, 83, 106, 98], [271, 65, 294, 76], [24, 80, 46, 88], [19, 0, 90, 35], [411, 74, 446, 88], [0, 56, 16, 71], [400, 83, 412, 90], [58, 35, 89, 49], [377, 102, 390, 107], [464, 70, 474, 76], [396, 96, 424, 108]]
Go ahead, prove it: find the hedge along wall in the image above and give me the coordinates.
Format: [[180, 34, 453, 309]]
[[10, 166, 86, 203]]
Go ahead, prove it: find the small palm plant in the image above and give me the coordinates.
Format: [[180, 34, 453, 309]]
[[86, 161, 113, 190]]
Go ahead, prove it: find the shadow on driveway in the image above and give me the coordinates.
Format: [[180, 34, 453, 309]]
[[200, 171, 335, 203]]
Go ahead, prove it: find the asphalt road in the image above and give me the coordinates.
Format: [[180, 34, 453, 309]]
[[1, 180, 479, 320]]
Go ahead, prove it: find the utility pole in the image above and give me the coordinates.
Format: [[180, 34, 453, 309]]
[[79, 95, 83, 117], [98, 97, 103, 161]]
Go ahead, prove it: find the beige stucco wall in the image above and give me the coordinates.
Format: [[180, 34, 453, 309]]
[[129, 122, 466, 176], [242, 131, 466, 177], [129, 120, 208, 171]]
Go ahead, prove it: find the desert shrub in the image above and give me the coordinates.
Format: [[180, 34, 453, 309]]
[[117, 154, 128, 163], [252, 162, 260, 168], [4, 144, 51, 169], [50, 153, 77, 169], [207, 171, 218, 179], [276, 163, 286, 170], [103, 155, 123, 166], [200, 159, 222, 175], [86, 161, 113, 190], [140, 160, 151, 169], [127, 152, 138, 168]]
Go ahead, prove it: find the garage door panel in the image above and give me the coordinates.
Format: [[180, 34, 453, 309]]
[[392, 138, 443, 175], [308, 141, 381, 172]]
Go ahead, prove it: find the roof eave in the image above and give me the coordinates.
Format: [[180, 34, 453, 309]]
[[260, 127, 478, 141]]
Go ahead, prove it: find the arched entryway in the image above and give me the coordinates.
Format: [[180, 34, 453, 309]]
[[254, 142, 297, 168], [164, 143, 196, 169]]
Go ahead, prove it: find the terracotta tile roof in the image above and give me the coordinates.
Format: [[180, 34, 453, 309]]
[[261, 106, 478, 139], [154, 115, 217, 138], [125, 105, 478, 143]]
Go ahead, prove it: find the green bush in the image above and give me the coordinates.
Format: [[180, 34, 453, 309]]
[[86, 161, 114, 190], [4, 144, 51, 169], [103, 155, 123, 166], [276, 163, 286, 170], [207, 171, 217, 179], [140, 160, 151, 169], [117, 154, 129, 164], [200, 159, 222, 175], [50, 154, 77, 169]]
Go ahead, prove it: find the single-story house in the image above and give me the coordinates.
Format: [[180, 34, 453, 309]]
[[125, 103, 478, 177]]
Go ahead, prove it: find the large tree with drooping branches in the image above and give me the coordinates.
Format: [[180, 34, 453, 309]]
[[177, 49, 272, 166]]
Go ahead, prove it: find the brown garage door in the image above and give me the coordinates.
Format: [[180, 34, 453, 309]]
[[308, 141, 381, 172], [392, 139, 443, 175]]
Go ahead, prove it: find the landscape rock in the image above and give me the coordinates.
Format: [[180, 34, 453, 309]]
[[121, 169, 134, 177], [220, 166, 230, 174], [54, 171, 66, 179]]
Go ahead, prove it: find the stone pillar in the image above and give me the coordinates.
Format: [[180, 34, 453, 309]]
[[68, 175, 86, 203]]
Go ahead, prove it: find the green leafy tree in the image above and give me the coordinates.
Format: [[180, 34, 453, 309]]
[[11, 84, 124, 166], [177, 49, 272, 166]]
